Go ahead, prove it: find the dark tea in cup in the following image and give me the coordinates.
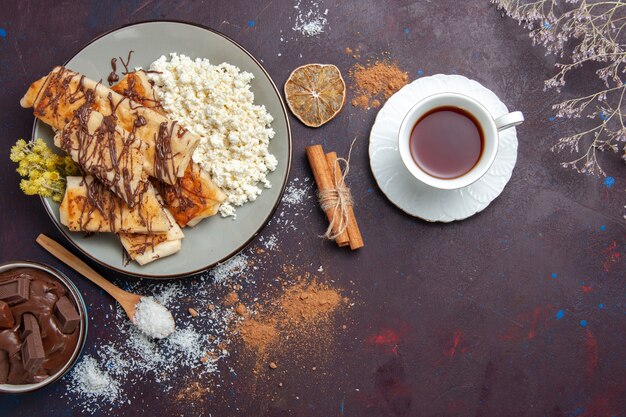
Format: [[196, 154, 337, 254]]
[[409, 106, 484, 179], [398, 92, 523, 190]]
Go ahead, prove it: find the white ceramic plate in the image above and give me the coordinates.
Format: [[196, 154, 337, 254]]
[[32, 21, 292, 278], [369, 74, 518, 222]]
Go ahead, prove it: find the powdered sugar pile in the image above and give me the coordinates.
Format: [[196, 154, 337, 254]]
[[207, 252, 250, 285], [282, 177, 309, 206], [292, 0, 328, 37], [65, 356, 122, 413], [134, 297, 175, 339], [271, 176, 314, 232], [261, 234, 278, 250]]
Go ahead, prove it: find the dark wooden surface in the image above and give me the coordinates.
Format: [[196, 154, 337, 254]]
[[1, 1, 625, 416]]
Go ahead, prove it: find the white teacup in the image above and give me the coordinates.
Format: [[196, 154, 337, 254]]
[[398, 93, 524, 190]]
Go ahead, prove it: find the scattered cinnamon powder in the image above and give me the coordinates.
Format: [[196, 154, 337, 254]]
[[279, 281, 342, 324], [235, 303, 247, 316], [236, 279, 346, 373], [239, 319, 279, 353], [350, 61, 409, 109], [176, 382, 211, 402], [224, 291, 239, 306], [345, 46, 361, 59], [351, 94, 369, 108]]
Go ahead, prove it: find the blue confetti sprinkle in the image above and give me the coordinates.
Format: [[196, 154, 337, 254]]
[[556, 310, 565, 320], [599, 111, 609, 121], [367, 188, 373, 193], [600, 225, 607, 231], [404, 28, 410, 34], [0, 28, 6, 38], [543, 22, 552, 29], [598, 303, 605, 309], [417, 69, 424, 75], [603, 176, 615, 188], [551, 273, 558, 279], [549, 116, 556, 122], [580, 320, 588, 327], [248, 20, 255, 27]]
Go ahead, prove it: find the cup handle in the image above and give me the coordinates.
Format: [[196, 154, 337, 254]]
[[495, 111, 524, 132]]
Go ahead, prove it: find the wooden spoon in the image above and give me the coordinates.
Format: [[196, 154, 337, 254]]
[[36, 233, 142, 323]]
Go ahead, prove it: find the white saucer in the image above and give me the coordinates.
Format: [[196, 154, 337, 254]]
[[369, 74, 518, 222]]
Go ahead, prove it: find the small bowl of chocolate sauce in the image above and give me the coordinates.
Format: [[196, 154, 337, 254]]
[[0, 261, 87, 393]]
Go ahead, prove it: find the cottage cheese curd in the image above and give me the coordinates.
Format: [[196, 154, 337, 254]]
[[148, 53, 278, 217]]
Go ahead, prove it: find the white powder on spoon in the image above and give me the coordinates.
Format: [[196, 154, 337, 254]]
[[133, 297, 175, 339]]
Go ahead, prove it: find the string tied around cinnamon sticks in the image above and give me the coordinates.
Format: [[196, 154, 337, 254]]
[[318, 140, 355, 240], [306, 141, 364, 250]]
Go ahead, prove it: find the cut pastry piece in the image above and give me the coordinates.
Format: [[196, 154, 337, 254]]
[[60, 176, 171, 234], [119, 195, 184, 265], [111, 70, 164, 114], [119, 227, 183, 265], [125, 238, 181, 266], [21, 66, 199, 185], [55, 107, 148, 208], [156, 163, 227, 227], [112, 73, 226, 227]]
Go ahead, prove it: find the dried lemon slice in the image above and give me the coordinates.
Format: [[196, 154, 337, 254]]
[[284, 64, 346, 128]]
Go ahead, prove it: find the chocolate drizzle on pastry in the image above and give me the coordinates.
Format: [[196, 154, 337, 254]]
[[62, 175, 169, 234], [57, 96, 149, 208], [154, 121, 179, 186], [23, 66, 200, 185]]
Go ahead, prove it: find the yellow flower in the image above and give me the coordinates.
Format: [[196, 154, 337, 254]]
[[9, 140, 28, 162], [10, 138, 74, 202]]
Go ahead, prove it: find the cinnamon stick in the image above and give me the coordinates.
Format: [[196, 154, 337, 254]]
[[326, 152, 364, 250], [306, 145, 350, 246], [325, 152, 350, 247]]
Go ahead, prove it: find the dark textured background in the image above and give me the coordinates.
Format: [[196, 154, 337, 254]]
[[0, 1, 625, 416]]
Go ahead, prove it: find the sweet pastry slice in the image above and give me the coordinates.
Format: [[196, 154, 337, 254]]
[[121, 235, 181, 266], [111, 70, 164, 113], [118, 195, 184, 265], [60, 176, 171, 234], [21, 66, 200, 185], [156, 163, 226, 227], [55, 108, 148, 208]]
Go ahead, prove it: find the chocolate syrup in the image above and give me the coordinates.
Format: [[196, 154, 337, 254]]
[[119, 50, 134, 75], [107, 58, 119, 85]]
